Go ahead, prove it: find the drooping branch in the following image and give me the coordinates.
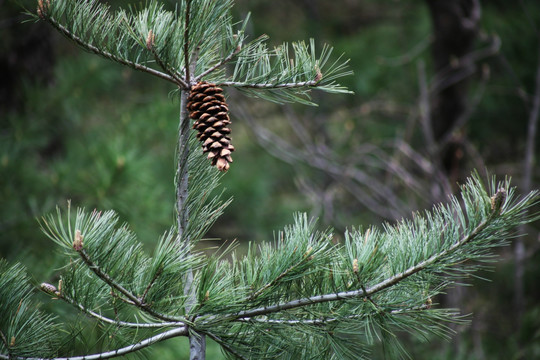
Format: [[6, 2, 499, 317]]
[[42, 285, 183, 328], [76, 248, 186, 323], [0, 327, 188, 360]]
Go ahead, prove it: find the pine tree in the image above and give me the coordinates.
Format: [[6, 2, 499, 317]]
[[1, 1, 539, 359]]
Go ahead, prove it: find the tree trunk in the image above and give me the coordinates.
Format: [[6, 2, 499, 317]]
[[425, 0, 481, 181], [177, 89, 206, 359], [425, 0, 481, 352]]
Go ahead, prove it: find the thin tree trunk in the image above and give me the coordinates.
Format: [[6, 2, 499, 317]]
[[177, 89, 206, 360], [425, 0, 481, 352], [515, 41, 540, 331], [425, 0, 480, 181]]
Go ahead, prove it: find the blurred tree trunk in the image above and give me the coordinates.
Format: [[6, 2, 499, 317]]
[[425, 0, 480, 182], [425, 0, 481, 352]]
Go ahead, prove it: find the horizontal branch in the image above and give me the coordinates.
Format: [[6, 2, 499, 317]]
[[0, 327, 187, 360], [218, 80, 319, 89], [236, 304, 431, 326], [228, 205, 499, 320], [43, 16, 180, 86]]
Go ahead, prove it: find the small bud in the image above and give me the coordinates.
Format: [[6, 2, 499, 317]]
[[314, 65, 323, 83], [37, 0, 51, 19], [58, 279, 63, 295], [426, 297, 432, 309], [204, 290, 210, 302], [16, 299, 22, 315], [10, 336, 15, 347], [146, 30, 155, 50], [41, 282, 58, 294], [73, 229, 84, 251], [233, 34, 241, 53], [352, 258, 359, 273], [490, 188, 506, 214], [304, 246, 313, 257], [364, 228, 371, 245]]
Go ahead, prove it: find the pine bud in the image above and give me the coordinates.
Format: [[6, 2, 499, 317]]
[[352, 258, 359, 273], [146, 30, 155, 50], [490, 188, 506, 214], [40, 282, 58, 294], [73, 229, 84, 251], [37, 0, 48, 19], [39, 0, 51, 18], [425, 297, 432, 309], [314, 65, 323, 83], [10, 336, 15, 347]]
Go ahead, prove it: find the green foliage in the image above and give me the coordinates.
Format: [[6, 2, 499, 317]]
[[0, 261, 60, 358], [3, 0, 539, 359], [5, 166, 538, 359], [33, 0, 351, 103]]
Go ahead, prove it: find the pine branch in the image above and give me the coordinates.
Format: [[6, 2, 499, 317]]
[[42, 13, 178, 86], [0, 261, 60, 358], [219, 80, 320, 89], [248, 248, 314, 301], [147, 35, 189, 87], [236, 304, 432, 326], [195, 42, 242, 82], [42, 285, 181, 329], [228, 189, 508, 321], [0, 327, 188, 360], [205, 332, 249, 360], [76, 248, 186, 323]]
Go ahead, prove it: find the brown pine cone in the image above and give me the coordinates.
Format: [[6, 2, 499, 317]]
[[187, 81, 235, 171]]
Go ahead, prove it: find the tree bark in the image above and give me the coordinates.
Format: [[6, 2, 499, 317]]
[[425, 0, 481, 352], [177, 89, 206, 360], [425, 0, 481, 180]]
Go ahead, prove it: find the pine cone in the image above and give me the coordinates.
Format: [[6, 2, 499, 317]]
[[187, 81, 234, 171]]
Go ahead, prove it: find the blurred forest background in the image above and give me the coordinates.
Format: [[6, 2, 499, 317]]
[[1, 0, 540, 359]]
